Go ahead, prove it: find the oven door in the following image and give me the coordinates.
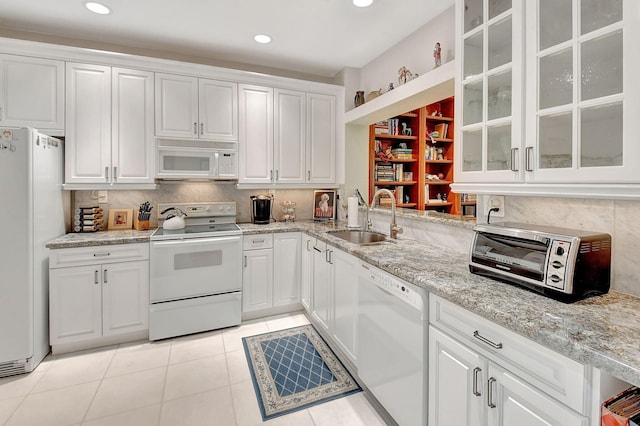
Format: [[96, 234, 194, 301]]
[[150, 235, 242, 302]]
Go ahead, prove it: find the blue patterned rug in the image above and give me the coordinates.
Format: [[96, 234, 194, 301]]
[[242, 324, 362, 420]]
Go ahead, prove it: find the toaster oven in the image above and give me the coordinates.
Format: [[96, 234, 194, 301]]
[[469, 222, 611, 302]]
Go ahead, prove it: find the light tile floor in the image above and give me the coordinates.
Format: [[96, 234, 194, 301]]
[[0, 312, 387, 426]]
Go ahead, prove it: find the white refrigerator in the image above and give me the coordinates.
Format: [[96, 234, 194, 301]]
[[0, 127, 66, 377]]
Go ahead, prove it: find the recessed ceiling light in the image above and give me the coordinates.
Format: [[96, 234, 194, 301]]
[[254, 34, 272, 44], [353, 0, 373, 7], [85, 2, 111, 15]]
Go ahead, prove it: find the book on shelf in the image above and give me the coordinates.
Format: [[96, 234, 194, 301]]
[[375, 163, 404, 181], [434, 123, 448, 139]]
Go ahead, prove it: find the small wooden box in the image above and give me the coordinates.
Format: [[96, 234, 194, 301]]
[[133, 210, 150, 231]]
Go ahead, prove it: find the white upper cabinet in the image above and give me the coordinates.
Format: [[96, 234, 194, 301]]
[[0, 55, 64, 133], [454, 0, 640, 195], [155, 73, 238, 141], [455, 0, 524, 183], [238, 84, 274, 184], [524, 0, 638, 183], [274, 89, 306, 184], [112, 68, 155, 184], [307, 92, 336, 184], [238, 84, 337, 186], [65, 63, 155, 185]]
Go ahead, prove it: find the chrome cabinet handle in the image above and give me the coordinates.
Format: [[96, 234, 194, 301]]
[[326, 249, 333, 264], [275, 170, 279, 181], [510, 148, 519, 172], [200, 123, 204, 135], [473, 367, 482, 397], [473, 330, 503, 349], [252, 239, 265, 244], [313, 246, 322, 253], [94, 270, 99, 285], [93, 252, 110, 257], [307, 170, 311, 180], [193, 122, 198, 135], [270, 170, 273, 181], [105, 166, 109, 182], [487, 377, 497, 408], [525, 146, 534, 171], [103, 269, 108, 283], [113, 166, 117, 182], [0, 106, 3, 120], [244, 255, 247, 268], [306, 239, 311, 251]]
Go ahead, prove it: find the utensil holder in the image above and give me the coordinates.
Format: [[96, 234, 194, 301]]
[[133, 210, 150, 231]]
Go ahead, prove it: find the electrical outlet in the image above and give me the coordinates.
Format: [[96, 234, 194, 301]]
[[97, 191, 108, 204], [484, 195, 505, 218]]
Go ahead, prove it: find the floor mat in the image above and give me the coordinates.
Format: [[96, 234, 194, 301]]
[[242, 324, 361, 420]]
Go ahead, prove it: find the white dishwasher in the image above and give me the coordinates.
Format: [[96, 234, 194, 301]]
[[357, 262, 427, 426]]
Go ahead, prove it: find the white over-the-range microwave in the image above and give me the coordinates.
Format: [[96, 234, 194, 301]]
[[156, 138, 238, 180]]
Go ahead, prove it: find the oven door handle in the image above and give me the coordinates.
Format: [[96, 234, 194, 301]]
[[151, 235, 241, 247]]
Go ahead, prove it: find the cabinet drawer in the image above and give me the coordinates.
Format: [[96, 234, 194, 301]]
[[429, 295, 587, 414], [50, 243, 150, 268], [243, 234, 273, 250]]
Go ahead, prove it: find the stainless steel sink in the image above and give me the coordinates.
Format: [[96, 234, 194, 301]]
[[328, 230, 388, 245]]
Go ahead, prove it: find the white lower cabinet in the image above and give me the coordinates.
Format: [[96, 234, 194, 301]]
[[242, 233, 301, 317], [329, 247, 357, 364], [311, 239, 330, 332], [300, 234, 314, 312], [49, 243, 149, 353], [429, 295, 589, 426], [306, 235, 357, 364]]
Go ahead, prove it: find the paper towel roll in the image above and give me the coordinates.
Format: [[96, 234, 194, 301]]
[[347, 196, 359, 228]]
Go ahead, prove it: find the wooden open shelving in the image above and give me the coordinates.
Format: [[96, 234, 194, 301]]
[[368, 96, 476, 216]]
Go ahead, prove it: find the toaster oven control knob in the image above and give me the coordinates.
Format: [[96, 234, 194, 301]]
[[555, 246, 565, 256], [549, 274, 562, 283], [551, 260, 563, 269]]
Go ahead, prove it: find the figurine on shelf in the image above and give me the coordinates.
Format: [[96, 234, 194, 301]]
[[401, 123, 412, 136], [387, 82, 394, 91], [434, 42, 442, 68], [397, 66, 414, 85]]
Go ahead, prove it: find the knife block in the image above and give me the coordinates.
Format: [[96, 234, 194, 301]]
[[133, 210, 150, 231]]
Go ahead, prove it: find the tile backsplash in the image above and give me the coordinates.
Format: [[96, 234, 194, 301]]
[[73, 183, 328, 227]]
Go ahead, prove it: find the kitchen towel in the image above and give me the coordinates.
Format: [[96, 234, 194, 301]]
[[347, 196, 359, 228]]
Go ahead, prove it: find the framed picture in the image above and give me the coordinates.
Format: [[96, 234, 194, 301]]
[[313, 190, 336, 221], [108, 208, 133, 230]]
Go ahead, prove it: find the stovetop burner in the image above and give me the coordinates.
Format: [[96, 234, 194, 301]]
[[150, 201, 241, 241]]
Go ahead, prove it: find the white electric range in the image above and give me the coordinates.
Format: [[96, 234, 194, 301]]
[[149, 202, 242, 340]]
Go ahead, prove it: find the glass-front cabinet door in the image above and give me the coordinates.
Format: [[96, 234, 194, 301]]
[[455, 0, 524, 182], [525, 0, 639, 182]]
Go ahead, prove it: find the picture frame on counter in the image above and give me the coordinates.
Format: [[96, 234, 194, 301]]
[[108, 209, 133, 230], [313, 190, 336, 221]]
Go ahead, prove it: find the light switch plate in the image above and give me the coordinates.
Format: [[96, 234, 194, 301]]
[[97, 191, 108, 204]]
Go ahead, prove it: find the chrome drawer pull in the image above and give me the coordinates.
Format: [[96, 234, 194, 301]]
[[487, 377, 497, 408], [472, 367, 482, 397], [313, 246, 322, 252], [473, 330, 503, 349], [103, 269, 108, 283], [94, 270, 99, 285], [93, 252, 110, 257]]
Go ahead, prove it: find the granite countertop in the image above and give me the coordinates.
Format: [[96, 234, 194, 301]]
[[46, 219, 640, 388]]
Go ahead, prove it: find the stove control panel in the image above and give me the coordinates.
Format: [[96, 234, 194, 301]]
[[157, 202, 236, 219]]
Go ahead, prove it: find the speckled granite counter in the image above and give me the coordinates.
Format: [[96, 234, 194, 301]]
[[46, 229, 155, 248], [46, 220, 640, 388]]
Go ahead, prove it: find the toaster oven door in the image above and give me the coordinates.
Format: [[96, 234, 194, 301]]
[[471, 232, 550, 283]]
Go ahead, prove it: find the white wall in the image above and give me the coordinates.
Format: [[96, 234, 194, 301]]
[[354, 6, 455, 110]]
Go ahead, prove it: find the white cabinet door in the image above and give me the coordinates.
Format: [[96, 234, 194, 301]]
[[0, 55, 64, 132], [242, 248, 273, 312], [330, 248, 358, 363], [199, 78, 238, 141], [273, 232, 301, 306], [111, 68, 155, 184], [65, 62, 111, 184], [155, 73, 199, 138], [274, 89, 306, 184], [487, 363, 588, 426], [301, 234, 314, 312], [102, 260, 149, 336], [311, 240, 330, 331], [49, 265, 102, 344], [429, 326, 485, 426], [238, 84, 274, 184], [306, 92, 336, 184]]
